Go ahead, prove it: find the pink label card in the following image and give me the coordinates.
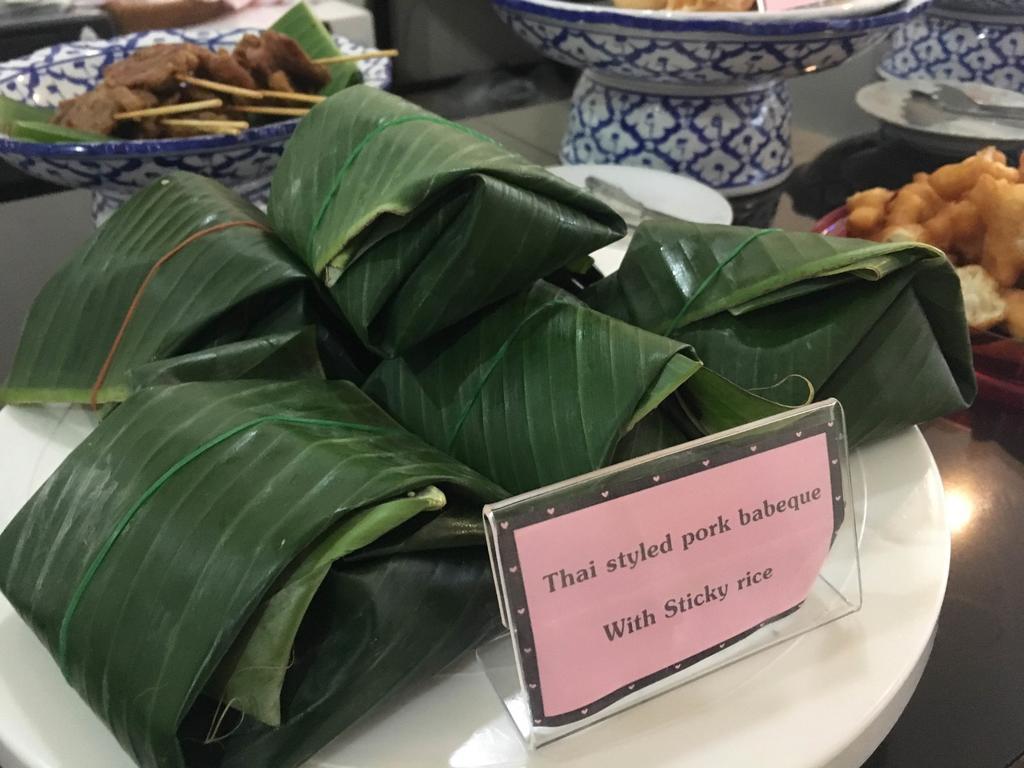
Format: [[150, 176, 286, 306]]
[[485, 403, 847, 728]]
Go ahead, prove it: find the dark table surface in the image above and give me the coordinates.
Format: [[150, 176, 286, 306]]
[[0, 2, 113, 58], [872, 419, 1024, 768], [0, 44, 1022, 768]]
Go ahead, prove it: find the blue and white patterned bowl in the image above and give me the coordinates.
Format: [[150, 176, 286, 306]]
[[881, 7, 1024, 92], [493, 0, 930, 85], [934, 0, 1023, 14], [492, 0, 929, 195], [0, 29, 391, 206]]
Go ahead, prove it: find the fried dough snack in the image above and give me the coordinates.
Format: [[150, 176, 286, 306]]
[[957, 265, 1006, 332], [969, 175, 1024, 290], [929, 146, 1019, 201], [846, 187, 893, 239], [884, 178, 945, 229], [1005, 290, 1024, 340], [844, 146, 1024, 338]]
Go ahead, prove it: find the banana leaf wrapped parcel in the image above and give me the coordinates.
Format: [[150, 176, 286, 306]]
[[0, 174, 343, 407], [269, 85, 626, 355], [0, 286, 787, 768], [584, 220, 977, 445], [2, 85, 625, 406], [0, 380, 506, 768], [364, 281, 783, 494]]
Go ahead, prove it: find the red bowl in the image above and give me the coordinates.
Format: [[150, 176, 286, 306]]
[[812, 206, 849, 237], [813, 206, 1023, 411]]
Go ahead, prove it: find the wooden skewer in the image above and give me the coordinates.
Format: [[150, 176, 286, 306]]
[[259, 90, 326, 104], [313, 48, 399, 65], [115, 98, 223, 120], [231, 105, 310, 117], [164, 126, 243, 136], [162, 118, 251, 133], [179, 74, 264, 100]]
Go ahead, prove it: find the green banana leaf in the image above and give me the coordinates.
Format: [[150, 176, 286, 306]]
[[268, 85, 626, 356], [0, 97, 103, 143], [270, 1, 363, 95], [123, 327, 323, 394], [207, 484, 446, 726], [364, 281, 783, 494], [187, 545, 498, 768], [0, 2, 358, 145], [0, 380, 505, 768], [9, 117, 105, 143], [0, 173, 343, 405], [584, 220, 976, 445], [0, 94, 52, 132]]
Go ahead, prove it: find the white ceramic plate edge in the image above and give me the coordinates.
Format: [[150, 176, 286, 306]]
[[547, 163, 733, 275], [857, 79, 1024, 145]]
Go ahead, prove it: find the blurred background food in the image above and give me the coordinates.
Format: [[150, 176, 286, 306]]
[[611, 0, 756, 9], [103, 0, 227, 32], [52, 30, 330, 137], [845, 147, 1024, 340]]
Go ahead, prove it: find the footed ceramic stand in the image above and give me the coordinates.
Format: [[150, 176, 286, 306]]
[[881, 5, 1024, 93], [564, 71, 793, 197], [492, 0, 928, 198]]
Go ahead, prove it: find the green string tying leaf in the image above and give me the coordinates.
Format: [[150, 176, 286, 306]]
[[664, 228, 782, 335], [58, 415, 396, 675], [310, 115, 498, 242], [443, 302, 559, 453], [444, 231, 782, 455]]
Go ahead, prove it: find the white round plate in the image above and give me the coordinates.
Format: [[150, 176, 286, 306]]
[[548, 164, 733, 275], [858, 79, 1024, 156], [0, 405, 949, 768], [523, 0, 903, 22]]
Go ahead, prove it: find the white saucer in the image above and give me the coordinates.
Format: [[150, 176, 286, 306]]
[[858, 79, 1024, 156], [547, 163, 733, 275], [0, 404, 949, 768]]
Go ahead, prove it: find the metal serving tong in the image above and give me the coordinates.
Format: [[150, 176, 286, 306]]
[[909, 84, 1024, 122]]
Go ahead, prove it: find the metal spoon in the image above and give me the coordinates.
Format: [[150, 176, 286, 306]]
[[583, 176, 658, 228]]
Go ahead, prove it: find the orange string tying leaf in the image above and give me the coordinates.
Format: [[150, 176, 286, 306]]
[[89, 220, 271, 409]]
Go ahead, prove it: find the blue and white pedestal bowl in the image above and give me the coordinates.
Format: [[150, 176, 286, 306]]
[[881, 4, 1024, 93], [564, 75, 792, 193], [492, 0, 930, 196], [934, 0, 1024, 16], [0, 29, 391, 222]]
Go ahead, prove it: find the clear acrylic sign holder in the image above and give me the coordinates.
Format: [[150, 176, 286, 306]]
[[478, 399, 862, 748]]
